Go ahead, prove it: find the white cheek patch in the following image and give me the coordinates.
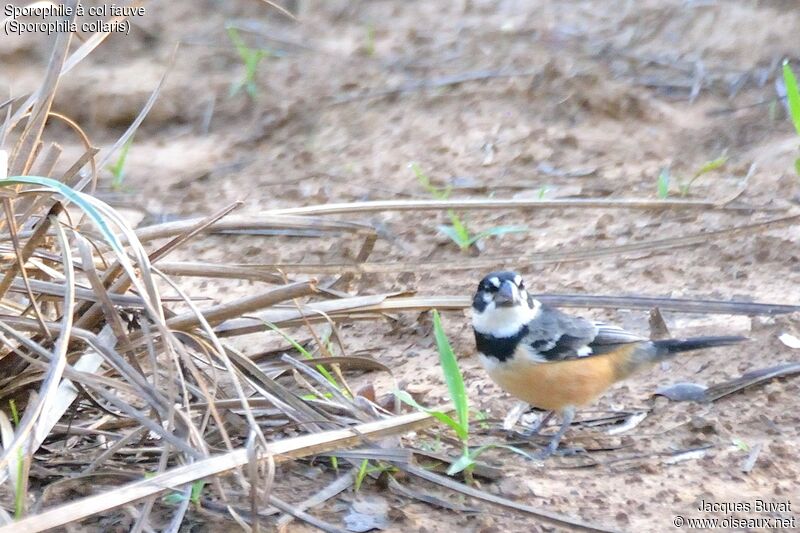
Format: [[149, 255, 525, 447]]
[[513, 274, 522, 286], [472, 299, 541, 337], [489, 277, 500, 288]]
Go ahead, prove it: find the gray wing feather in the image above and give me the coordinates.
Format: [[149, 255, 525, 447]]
[[592, 322, 646, 344], [521, 308, 643, 361], [520, 306, 598, 360]]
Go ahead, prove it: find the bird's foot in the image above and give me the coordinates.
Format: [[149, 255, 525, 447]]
[[531, 440, 584, 461], [551, 445, 585, 457]]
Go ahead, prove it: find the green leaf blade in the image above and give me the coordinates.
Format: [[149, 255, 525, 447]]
[[446, 452, 475, 476], [783, 61, 800, 136], [437, 224, 469, 250], [469, 225, 528, 245], [657, 168, 670, 198], [447, 211, 471, 243], [693, 154, 728, 178], [259, 320, 341, 391], [432, 311, 470, 441], [470, 443, 535, 462], [410, 162, 450, 199], [393, 390, 466, 441], [2, 176, 123, 254], [354, 459, 370, 491]]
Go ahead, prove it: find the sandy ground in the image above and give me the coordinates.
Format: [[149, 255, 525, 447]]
[[3, 0, 800, 531]]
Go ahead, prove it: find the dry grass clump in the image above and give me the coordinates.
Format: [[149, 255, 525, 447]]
[[0, 17, 452, 533]]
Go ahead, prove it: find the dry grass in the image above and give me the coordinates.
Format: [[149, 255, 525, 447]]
[[0, 15, 449, 533]]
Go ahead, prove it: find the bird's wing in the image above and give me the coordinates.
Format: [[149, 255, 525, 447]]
[[591, 322, 647, 345], [521, 307, 644, 361]]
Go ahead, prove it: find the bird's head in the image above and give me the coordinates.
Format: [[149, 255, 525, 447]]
[[472, 271, 540, 337]]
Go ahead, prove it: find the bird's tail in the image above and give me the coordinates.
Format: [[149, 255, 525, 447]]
[[618, 335, 748, 378], [652, 335, 748, 356]]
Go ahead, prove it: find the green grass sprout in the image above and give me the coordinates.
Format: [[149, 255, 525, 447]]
[[437, 224, 529, 250], [656, 155, 727, 198], [227, 26, 271, 99], [411, 162, 451, 200], [681, 154, 728, 195], [472, 408, 491, 431], [395, 310, 477, 477], [657, 168, 670, 198], [190, 480, 204, 505], [9, 399, 19, 426], [354, 460, 395, 491], [783, 61, 800, 135], [106, 136, 134, 192], [162, 492, 183, 505], [410, 163, 526, 251], [160, 479, 204, 506], [392, 390, 466, 442], [364, 24, 376, 56], [782, 60, 800, 175], [354, 459, 370, 491], [260, 320, 344, 396], [537, 186, 548, 199], [732, 438, 750, 452], [301, 392, 334, 400], [432, 311, 469, 442]]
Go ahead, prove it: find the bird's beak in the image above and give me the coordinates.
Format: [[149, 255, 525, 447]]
[[494, 280, 516, 306]]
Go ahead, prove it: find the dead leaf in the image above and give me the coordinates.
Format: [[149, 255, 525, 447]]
[[655, 382, 708, 402]]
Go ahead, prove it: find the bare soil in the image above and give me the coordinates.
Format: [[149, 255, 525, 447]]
[[3, 0, 800, 531]]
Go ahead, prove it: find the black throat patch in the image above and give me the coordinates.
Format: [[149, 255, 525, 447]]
[[474, 325, 528, 362]]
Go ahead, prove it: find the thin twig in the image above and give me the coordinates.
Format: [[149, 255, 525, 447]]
[[267, 197, 766, 217], [400, 463, 617, 532]]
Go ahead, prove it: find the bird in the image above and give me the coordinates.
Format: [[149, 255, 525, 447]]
[[471, 270, 747, 458]]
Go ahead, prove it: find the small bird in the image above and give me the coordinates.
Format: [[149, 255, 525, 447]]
[[471, 271, 746, 458]]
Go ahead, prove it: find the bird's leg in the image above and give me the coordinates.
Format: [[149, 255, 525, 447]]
[[534, 407, 580, 460]]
